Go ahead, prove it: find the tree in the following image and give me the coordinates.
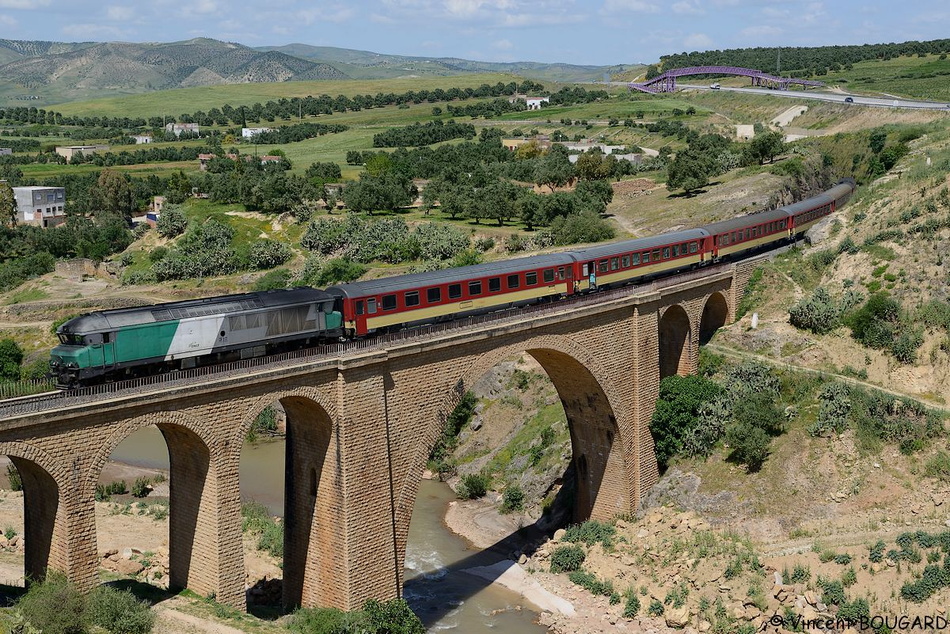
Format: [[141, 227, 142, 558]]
[[155, 205, 187, 238], [89, 169, 136, 221], [649, 374, 723, 467], [0, 338, 23, 381], [534, 145, 576, 192], [0, 181, 17, 227], [748, 130, 785, 165], [666, 149, 714, 194]]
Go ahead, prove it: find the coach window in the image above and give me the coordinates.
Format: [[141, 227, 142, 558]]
[[382, 294, 397, 311], [557, 267, 566, 280], [507, 274, 520, 289], [449, 284, 462, 299], [543, 269, 555, 283], [489, 277, 501, 292], [427, 287, 441, 303], [367, 298, 377, 314], [355, 301, 365, 315], [632, 253, 640, 265], [652, 250, 660, 262], [689, 242, 699, 253], [662, 247, 670, 259], [641, 251, 649, 263], [526, 272, 538, 285], [469, 281, 482, 295], [598, 260, 608, 273], [672, 245, 679, 257], [622, 255, 630, 267], [405, 291, 420, 307]]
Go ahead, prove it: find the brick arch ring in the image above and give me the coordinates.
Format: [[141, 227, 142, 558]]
[[84, 410, 209, 499], [238, 386, 338, 445], [0, 441, 72, 492]]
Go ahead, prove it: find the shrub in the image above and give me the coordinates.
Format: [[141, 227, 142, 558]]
[[810, 382, 852, 437], [649, 374, 723, 466], [789, 563, 811, 584], [567, 569, 615, 597], [564, 520, 616, 548], [550, 545, 586, 573], [130, 477, 150, 498], [255, 268, 292, 291], [926, 451, 950, 479], [290, 606, 358, 633], [820, 579, 846, 606], [6, 463, 22, 491], [789, 287, 840, 334], [249, 239, 293, 269], [501, 485, 525, 513], [155, 205, 187, 238], [725, 421, 771, 471], [458, 473, 488, 499], [623, 593, 640, 618], [85, 584, 155, 634], [15, 572, 86, 634], [647, 598, 665, 616]]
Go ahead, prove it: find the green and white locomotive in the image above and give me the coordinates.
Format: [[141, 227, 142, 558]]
[[49, 288, 343, 387]]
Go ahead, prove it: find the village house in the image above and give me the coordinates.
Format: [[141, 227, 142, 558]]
[[13, 186, 66, 227], [165, 122, 199, 137], [132, 134, 152, 144], [242, 127, 274, 138], [55, 145, 109, 161]]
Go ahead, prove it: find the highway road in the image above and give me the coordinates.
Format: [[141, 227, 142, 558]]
[[678, 83, 950, 111]]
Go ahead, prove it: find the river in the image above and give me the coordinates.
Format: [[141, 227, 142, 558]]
[[109, 427, 548, 633]]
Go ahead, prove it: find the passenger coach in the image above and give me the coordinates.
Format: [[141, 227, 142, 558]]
[[327, 253, 576, 336]]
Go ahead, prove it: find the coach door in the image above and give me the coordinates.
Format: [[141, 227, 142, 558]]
[[584, 262, 596, 290]]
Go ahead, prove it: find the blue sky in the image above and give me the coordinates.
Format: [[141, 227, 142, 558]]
[[1, 0, 948, 66]]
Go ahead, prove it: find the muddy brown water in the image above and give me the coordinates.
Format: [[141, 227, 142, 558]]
[[110, 427, 547, 632]]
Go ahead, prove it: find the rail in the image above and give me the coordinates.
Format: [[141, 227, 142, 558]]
[[0, 258, 748, 420]]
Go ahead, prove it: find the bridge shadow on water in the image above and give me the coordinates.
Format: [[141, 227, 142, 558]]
[[405, 471, 576, 629]]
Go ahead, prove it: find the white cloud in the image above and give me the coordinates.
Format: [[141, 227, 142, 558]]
[[61, 23, 125, 39], [739, 24, 783, 38], [105, 6, 136, 21], [0, 0, 49, 8], [492, 38, 513, 49], [672, 1, 704, 14], [600, 0, 660, 13], [683, 33, 713, 49], [180, 0, 218, 17], [296, 6, 355, 25]]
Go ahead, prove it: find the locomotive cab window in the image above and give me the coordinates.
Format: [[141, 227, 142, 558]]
[[449, 284, 462, 299], [543, 269, 555, 283], [405, 291, 420, 307], [526, 272, 538, 285], [427, 287, 441, 303], [469, 281, 482, 295], [489, 277, 501, 292], [507, 274, 520, 289], [382, 295, 397, 311]]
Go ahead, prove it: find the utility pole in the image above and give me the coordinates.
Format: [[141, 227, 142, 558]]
[[777, 48, 781, 75]]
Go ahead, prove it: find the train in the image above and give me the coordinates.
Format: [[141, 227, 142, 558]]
[[48, 178, 856, 387]]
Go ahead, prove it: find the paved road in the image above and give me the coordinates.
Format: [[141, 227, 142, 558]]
[[679, 83, 950, 111]]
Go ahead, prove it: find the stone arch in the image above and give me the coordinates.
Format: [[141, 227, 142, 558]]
[[239, 390, 340, 610], [0, 442, 70, 584], [699, 292, 729, 345], [428, 334, 630, 516], [659, 304, 692, 378], [88, 411, 219, 597]]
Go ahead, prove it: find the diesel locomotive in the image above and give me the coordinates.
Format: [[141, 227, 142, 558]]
[[49, 178, 855, 387]]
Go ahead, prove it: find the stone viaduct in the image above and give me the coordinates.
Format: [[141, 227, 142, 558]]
[[0, 258, 759, 611]]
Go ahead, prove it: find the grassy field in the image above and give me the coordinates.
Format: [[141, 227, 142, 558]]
[[50, 74, 535, 118], [822, 54, 950, 102]]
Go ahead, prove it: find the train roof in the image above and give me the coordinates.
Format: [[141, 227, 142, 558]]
[[700, 207, 790, 235], [58, 288, 333, 334], [571, 229, 709, 260], [327, 252, 577, 298]]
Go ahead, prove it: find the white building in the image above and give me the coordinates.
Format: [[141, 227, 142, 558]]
[[242, 127, 274, 138], [132, 134, 152, 144], [525, 96, 549, 110], [165, 123, 200, 137], [13, 186, 66, 227]]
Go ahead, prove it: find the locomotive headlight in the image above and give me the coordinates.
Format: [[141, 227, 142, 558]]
[[66, 362, 79, 369]]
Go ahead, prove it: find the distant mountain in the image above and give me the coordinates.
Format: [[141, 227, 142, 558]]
[[258, 43, 635, 83], [0, 38, 347, 104]]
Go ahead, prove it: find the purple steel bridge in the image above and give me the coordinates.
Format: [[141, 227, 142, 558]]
[[629, 66, 824, 93]]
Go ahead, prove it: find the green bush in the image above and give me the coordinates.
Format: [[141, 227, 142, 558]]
[[458, 473, 488, 499], [623, 593, 640, 618], [550, 545, 586, 573], [789, 287, 840, 334], [500, 485, 525, 513], [567, 569, 615, 597], [647, 598, 665, 617], [290, 606, 358, 633], [563, 520, 616, 548], [810, 382, 852, 437], [6, 463, 22, 491], [250, 239, 293, 269], [725, 421, 770, 471], [85, 585, 155, 634], [130, 477, 150, 498], [649, 374, 723, 466], [15, 572, 86, 634]]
